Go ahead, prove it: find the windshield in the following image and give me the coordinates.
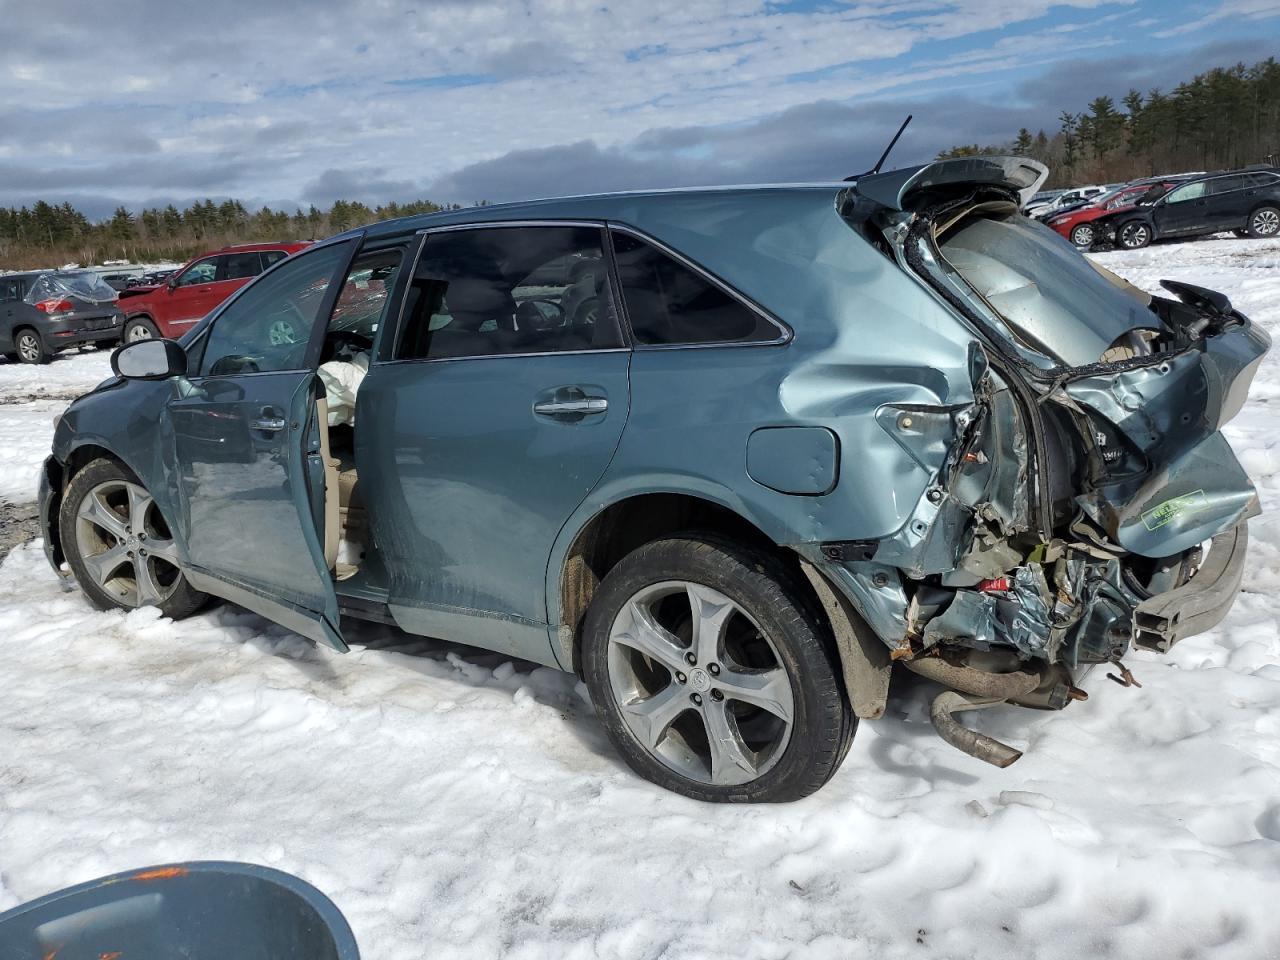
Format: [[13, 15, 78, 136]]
[[25, 271, 119, 304], [939, 213, 1158, 366]]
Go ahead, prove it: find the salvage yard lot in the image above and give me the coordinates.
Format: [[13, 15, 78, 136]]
[[1, 236, 1279, 959]]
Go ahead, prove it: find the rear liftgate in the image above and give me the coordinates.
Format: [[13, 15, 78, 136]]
[[843, 157, 1269, 764]]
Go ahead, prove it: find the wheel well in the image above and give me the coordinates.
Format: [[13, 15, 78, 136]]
[[557, 493, 814, 674], [64, 445, 138, 487]]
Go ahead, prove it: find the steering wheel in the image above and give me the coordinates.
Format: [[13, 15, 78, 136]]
[[516, 299, 565, 331]]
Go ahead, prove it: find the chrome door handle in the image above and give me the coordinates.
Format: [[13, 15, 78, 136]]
[[249, 416, 287, 432], [533, 397, 608, 416]]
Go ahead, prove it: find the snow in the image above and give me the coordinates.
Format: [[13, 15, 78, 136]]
[[1, 236, 1279, 959]]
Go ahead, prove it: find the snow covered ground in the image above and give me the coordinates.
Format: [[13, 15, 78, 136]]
[[1, 236, 1278, 959]]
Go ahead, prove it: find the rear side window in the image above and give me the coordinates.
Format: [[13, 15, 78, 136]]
[[1245, 172, 1280, 188], [222, 251, 263, 281], [262, 250, 289, 268], [0, 278, 21, 301], [610, 231, 782, 346], [1208, 175, 1248, 195], [395, 225, 623, 360]]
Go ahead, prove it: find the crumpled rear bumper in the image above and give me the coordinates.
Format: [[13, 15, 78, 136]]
[[1133, 521, 1249, 652]]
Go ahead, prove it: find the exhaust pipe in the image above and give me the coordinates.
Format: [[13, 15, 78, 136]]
[[929, 691, 1023, 768]]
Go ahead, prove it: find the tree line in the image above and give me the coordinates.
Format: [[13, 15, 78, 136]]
[[938, 57, 1279, 187], [0, 197, 457, 271]]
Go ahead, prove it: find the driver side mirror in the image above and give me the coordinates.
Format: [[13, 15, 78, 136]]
[[111, 338, 188, 380]]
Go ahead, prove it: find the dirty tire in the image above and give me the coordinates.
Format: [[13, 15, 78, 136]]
[[59, 458, 208, 619], [582, 534, 855, 802], [123, 317, 160, 342], [14, 328, 49, 364]]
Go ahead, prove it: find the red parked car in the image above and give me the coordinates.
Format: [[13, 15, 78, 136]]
[[1044, 178, 1190, 248], [118, 242, 310, 341]]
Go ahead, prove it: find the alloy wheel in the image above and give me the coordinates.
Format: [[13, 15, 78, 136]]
[[126, 323, 154, 342], [74, 479, 182, 607], [606, 580, 794, 786], [1252, 208, 1279, 236], [17, 332, 41, 362], [1071, 224, 1095, 247], [1120, 222, 1150, 248]]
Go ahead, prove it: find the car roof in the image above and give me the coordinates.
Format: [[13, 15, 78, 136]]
[[208, 241, 310, 255], [359, 182, 852, 242]]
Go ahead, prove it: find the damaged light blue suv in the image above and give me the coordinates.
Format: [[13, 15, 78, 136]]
[[39, 157, 1268, 802]]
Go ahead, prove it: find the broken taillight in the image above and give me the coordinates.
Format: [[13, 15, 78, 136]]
[[977, 577, 1011, 592], [34, 298, 74, 314]]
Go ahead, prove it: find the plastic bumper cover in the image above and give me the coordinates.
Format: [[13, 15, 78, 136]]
[[1132, 522, 1248, 652]]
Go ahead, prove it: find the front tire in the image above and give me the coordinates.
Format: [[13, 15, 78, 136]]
[[1069, 223, 1096, 248], [60, 458, 208, 619], [123, 317, 160, 342], [1246, 206, 1280, 238], [581, 535, 855, 802], [1117, 220, 1153, 249], [14, 328, 49, 364]]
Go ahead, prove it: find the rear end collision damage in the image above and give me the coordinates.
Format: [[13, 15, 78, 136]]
[[818, 157, 1268, 764]]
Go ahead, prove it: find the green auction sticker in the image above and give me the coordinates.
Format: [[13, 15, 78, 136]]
[[1141, 489, 1208, 531]]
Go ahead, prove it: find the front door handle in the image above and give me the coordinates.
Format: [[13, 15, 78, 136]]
[[533, 397, 608, 416], [249, 416, 288, 432]]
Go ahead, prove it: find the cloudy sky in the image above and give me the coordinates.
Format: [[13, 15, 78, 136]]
[[0, 0, 1277, 218]]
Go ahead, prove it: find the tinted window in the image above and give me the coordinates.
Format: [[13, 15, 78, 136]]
[[222, 251, 263, 280], [1208, 175, 1249, 195], [396, 226, 622, 360], [0, 278, 20, 301], [262, 250, 289, 268], [199, 241, 352, 376], [1166, 182, 1208, 204], [176, 258, 217, 286], [1245, 172, 1280, 188], [611, 231, 781, 346]]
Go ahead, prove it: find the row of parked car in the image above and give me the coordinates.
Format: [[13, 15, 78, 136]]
[[1023, 165, 1280, 249], [1, 242, 307, 363]]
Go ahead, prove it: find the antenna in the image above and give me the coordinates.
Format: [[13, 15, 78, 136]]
[[845, 114, 912, 181]]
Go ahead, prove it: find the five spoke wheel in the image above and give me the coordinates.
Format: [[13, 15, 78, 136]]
[[74, 479, 182, 607], [607, 580, 795, 786]]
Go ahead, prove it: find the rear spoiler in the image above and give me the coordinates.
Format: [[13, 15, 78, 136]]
[[852, 156, 1048, 211]]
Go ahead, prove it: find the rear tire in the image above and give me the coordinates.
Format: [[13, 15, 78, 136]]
[[14, 328, 49, 364], [60, 458, 209, 619], [1246, 206, 1280, 238], [1117, 220, 1153, 250], [581, 534, 855, 802], [123, 317, 160, 342]]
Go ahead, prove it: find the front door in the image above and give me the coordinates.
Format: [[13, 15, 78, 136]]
[[1155, 180, 1213, 236], [359, 223, 630, 662], [167, 239, 358, 648]]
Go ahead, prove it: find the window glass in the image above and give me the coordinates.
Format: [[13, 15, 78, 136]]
[[1208, 175, 1248, 195], [222, 251, 263, 280], [1166, 182, 1207, 204], [176, 258, 218, 286], [262, 250, 289, 268], [396, 226, 622, 360], [0, 278, 19, 301], [1245, 172, 1279, 188], [327, 247, 404, 345], [611, 231, 781, 346], [199, 241, 352, 376]]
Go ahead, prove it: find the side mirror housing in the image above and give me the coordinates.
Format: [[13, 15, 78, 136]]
[[111, 338, 188, 380]]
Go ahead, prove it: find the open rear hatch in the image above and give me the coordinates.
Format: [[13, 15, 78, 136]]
[[846, 157, 1268, 663]]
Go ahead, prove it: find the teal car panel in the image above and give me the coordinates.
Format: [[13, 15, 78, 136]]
[[356, 349, 631, 664]]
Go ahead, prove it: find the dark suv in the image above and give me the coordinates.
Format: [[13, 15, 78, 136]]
[[1, 271, 125, 363], [38, 157, 1268, 801], [1097, 168, 1280, 248]]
